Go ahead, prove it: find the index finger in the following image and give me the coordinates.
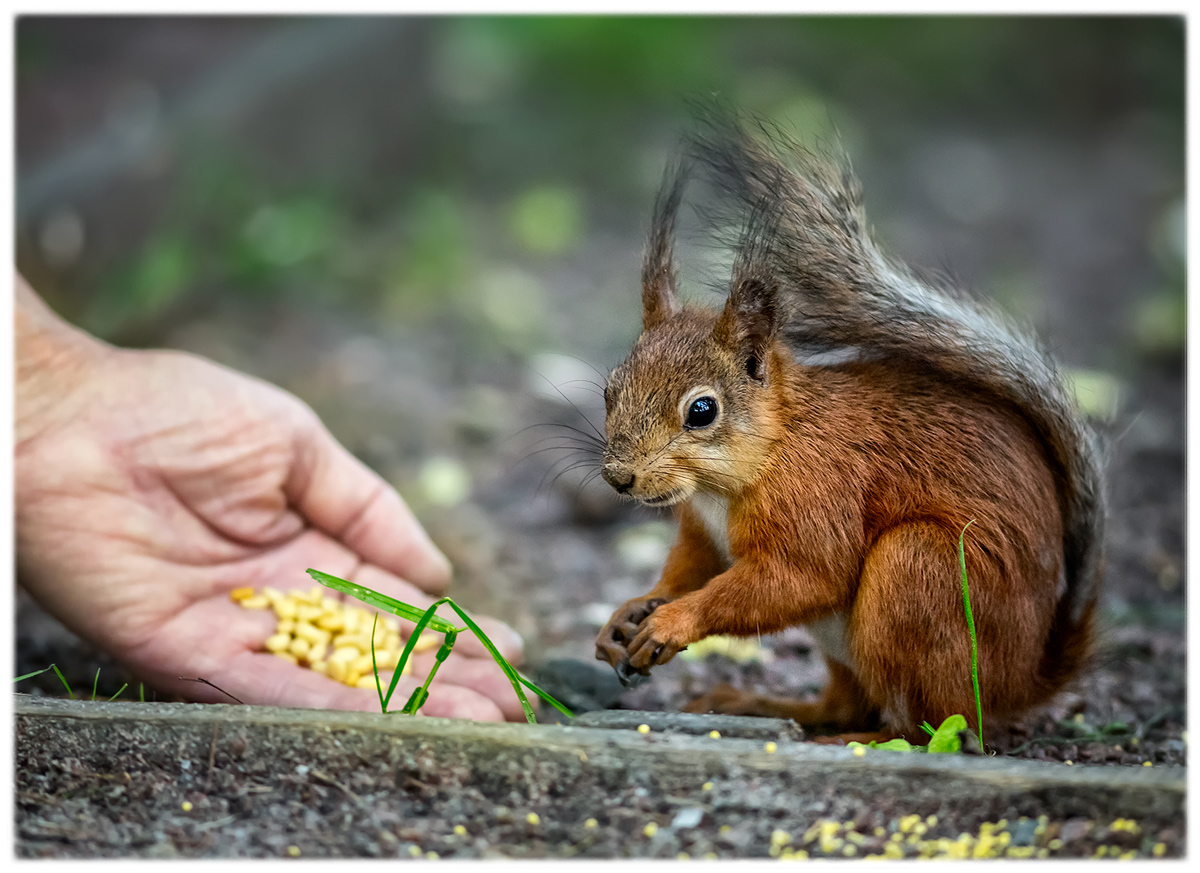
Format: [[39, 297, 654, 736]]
[[286, 407, 452, 594]]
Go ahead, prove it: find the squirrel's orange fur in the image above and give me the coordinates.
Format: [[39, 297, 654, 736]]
[[594, 113, 1104, 744]]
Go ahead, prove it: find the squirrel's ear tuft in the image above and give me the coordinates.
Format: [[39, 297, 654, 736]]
[[714, 276, 776, 379], [641, 161, 688, 331]]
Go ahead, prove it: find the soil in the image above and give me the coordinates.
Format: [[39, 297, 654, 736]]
[[13, 16, 1186, 860]]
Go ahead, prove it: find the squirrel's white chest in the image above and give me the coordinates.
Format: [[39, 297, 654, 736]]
[[690, 493, 732, 564]]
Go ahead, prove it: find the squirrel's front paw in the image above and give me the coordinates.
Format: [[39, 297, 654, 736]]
[[595, 596, 670, 677], [625, 603, 700, 673]]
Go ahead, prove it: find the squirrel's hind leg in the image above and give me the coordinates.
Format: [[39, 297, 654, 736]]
[[682, 658, 882, 734], [848, 521, 1034, 738]]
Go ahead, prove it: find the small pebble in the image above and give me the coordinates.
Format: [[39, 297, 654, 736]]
[[637, 724, 651, 734]]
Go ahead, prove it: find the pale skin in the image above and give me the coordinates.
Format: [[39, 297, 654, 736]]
[[15, 273, 526, 721]]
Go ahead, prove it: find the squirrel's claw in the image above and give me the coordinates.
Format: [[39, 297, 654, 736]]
[[626, 616, 685, 672], [594, 595, 673, 681]]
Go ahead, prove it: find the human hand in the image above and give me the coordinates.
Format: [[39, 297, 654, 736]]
[[15, 277, 526, 721]]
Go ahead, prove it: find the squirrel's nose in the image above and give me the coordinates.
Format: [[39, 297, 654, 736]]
[[602, 466, 635, 494]]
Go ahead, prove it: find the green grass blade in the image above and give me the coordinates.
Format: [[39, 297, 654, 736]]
[[139, 683, 145, 702], [958, 519, 984, 750], [385, 598, 451, 711], [306, 569, 461, 634], [13, 665, 55, 683], [516, 675, 575, 720], [402, 630, 457, 715], [92, 668, 101, 701], [369, 613, 386, 713], [109, 683, 128, 702], [50, 664, 74, 699], [444, 600, 536, 723]]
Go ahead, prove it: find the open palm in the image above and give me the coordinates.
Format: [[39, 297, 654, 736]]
[[16, 346, 525, 721]]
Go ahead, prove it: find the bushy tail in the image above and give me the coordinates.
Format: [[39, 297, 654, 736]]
[[687, 111, 1105, 624]]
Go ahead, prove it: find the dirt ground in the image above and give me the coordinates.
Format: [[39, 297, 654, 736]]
[[13, 16, 1186, 858]]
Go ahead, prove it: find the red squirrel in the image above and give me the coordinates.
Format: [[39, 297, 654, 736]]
[[593, 115, 1105, 744]]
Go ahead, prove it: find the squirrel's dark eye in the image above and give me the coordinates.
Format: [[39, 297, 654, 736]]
[[685, 396, 718, 429]]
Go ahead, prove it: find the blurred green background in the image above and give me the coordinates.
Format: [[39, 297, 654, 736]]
[[16, 16, 1184, 369]]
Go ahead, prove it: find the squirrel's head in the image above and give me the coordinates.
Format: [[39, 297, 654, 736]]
[[601, 234, 782, 506]]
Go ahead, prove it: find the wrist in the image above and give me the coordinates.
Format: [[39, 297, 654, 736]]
[[15, 274, 113, 447]]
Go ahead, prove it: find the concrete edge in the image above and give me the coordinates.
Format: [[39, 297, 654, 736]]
[[15, 694, 1185, 796]]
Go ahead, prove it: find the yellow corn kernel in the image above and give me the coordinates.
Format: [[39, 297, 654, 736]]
[[276, 619, 296, 635], [344, 669, 362, 687], [294, 622, 331, 646], [230, 587, 256, 602], [326, 658, 348, 684], [412, 631, 441, 653], [356, 673, 383, 690], [294, 586, 323, 606], [272, 598, 298, 620], [240, 594, 270, 610], [333, 633, 372, 653], [296, 604, 323, 622], [307, 641, 328, 665], [374, 649, 399, 670], [263, 586, 285, 604], [288, 637, 311, 659], [316, 611, 345, 632], [309, 660, 327, 676], [264, 633, 291, 653], [329, 645, 360, 664], [351, 653, 377, 676]]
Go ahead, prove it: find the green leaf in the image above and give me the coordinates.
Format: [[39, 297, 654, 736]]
[[306, 569, 461, 633], [927, 714, 968, 753], [871, 738, 917, 752]]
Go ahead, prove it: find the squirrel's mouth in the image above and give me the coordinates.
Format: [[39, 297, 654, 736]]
[[639, 490, 685, 507]]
